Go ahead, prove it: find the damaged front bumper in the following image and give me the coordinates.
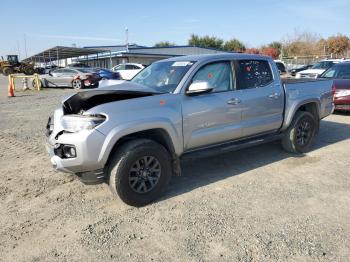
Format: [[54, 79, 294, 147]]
[[46, 109, 107, 184]]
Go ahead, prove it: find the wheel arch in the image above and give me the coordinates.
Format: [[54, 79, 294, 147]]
[[282, 100, 320, 131]]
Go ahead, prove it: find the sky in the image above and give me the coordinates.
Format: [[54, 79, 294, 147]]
[[1, 0, 349, 58]]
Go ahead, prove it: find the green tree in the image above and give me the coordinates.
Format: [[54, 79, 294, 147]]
[[223, 39, 246, 52], [154, 41, 176, 47], [188, 34, 224, 49]]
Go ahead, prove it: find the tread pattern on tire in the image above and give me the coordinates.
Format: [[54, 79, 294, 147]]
[[282, 111, 316, 154], [108, 139, 172, 207]]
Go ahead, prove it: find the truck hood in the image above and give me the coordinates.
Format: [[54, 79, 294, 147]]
[[62, 81, 161, 114]]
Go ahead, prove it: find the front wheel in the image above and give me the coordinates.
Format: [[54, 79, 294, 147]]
[[282, 111, 317, 153], [72, 79, 83, 89], [108, 139, 172, 207]]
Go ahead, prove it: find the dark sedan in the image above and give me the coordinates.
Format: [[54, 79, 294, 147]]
[[319, 62, 350, 112]]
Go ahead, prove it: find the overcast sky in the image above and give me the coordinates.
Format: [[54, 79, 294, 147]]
[[1, 0, 349, 58]]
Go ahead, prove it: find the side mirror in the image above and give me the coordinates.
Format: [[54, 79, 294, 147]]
[[186, 81, 213, 95]]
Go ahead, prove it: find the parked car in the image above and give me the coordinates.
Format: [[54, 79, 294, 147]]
[[93, 68, 121, 80], [319, 62, 350, 112], [296, 59, 342, 78], [46, 53, 334, 206], [274, 60, 286, 74], [33, 68, 100, 89], [111, 63, 145, 80], [290, 64, 313, 76]]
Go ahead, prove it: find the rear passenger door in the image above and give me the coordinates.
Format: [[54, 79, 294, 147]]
[[234, 59, 284, 137]]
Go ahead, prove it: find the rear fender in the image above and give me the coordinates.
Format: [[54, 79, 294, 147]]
[[282, 99, 320, 131]]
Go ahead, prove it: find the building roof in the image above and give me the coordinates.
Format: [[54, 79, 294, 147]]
[[23, 44, 230, 64], [22, 46, 110, 63]]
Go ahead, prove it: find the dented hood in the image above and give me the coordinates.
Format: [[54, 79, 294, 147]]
[[62, 81, 160, 114]]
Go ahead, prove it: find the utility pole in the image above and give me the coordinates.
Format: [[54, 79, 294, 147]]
[[125, 27, 129, 52], [24, 33, 28, 59], [16, 40, 21, 60]]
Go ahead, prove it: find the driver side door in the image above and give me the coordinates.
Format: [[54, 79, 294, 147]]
[[182, 61, 243, 151]]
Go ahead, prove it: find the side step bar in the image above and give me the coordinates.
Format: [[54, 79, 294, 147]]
[[182, 133, 283, 159]]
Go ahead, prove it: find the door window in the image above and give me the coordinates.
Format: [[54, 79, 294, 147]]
[[192, 62, 233, 92], [235, 60, 273, 90]]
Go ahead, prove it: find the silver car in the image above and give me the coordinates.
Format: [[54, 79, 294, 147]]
[[34, 68, 100, 89]]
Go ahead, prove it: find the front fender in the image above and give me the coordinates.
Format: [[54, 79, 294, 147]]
[[97, 118, 182, 165]]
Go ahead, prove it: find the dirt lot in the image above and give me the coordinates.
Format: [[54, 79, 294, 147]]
[[0, 75, 349, 262]]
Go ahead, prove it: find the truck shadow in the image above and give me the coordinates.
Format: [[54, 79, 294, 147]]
[[162, 118, 350, 202]]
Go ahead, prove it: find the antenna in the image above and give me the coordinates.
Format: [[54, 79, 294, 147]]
[[24, 33, 28, 58], [125, 27, 129, 52]]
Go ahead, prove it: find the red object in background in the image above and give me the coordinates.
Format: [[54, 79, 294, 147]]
[[333, 79, 350, 112], [260, 47, 279, 59]]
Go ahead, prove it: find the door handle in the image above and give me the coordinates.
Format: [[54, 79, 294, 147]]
[[268, 92, 280, 99], [227, 98, 241, 105]]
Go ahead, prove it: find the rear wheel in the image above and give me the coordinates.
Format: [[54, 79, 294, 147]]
[[282, 111, 317, 153], [3, 67, 14, 76], [72, 79, 83, 89], [108, 139, 172, 207]]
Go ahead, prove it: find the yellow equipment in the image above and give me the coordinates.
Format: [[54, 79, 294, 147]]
[[0, 55, 35, 76]]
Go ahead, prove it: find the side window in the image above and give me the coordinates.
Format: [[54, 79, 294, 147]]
[[126, 64, 139, 70], [116, 65, 125, 70], [192, 62, 233, 92], [236, 60, 273, 90]]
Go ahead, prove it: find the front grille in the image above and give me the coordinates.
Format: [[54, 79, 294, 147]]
[[46, 115, 54, 137]]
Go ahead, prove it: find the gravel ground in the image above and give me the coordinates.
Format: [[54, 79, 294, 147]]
[[0, 75, 349, 262]]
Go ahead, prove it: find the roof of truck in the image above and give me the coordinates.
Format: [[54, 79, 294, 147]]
[[159, 53, 272, 63]]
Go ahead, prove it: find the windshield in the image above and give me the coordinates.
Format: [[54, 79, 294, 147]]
[[131, 61, 195, 93], [311, 61, 335, 69], [320, 64, 350, 79]]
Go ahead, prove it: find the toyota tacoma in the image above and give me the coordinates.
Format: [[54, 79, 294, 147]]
[[46, 54, 334, 206]]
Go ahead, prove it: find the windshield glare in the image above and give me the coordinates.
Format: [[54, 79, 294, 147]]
[[131, 61, 195, 93]]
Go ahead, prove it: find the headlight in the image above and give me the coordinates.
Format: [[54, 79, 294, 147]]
[[61, 114, 106, 133]]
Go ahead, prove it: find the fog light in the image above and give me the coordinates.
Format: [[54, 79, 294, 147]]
[[62, 145, 76, 158]]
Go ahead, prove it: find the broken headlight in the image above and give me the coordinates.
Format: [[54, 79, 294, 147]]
[[61, 114, 106, 133]]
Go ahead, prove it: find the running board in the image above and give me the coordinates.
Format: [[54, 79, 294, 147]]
[[182, 133, 283, 159]]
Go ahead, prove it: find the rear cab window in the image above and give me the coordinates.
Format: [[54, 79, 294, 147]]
[[234, 60, 273, 90]]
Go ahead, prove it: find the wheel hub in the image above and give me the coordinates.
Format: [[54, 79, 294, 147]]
[[129, 156, 161, 194]]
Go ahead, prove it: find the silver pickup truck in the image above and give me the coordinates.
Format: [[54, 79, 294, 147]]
[[46, 54, 334, 206]]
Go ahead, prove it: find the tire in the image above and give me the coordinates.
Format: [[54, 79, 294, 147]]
[[108, 139, 172, 207], [72, 79, 83, 89], [282, 111, 317, 153], [3, 67, 14, 76], [23, 67, 34, 75]]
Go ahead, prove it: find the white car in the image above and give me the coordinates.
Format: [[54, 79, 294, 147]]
[[296, 59, 342, 79], [111, 63, 145, 80]]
